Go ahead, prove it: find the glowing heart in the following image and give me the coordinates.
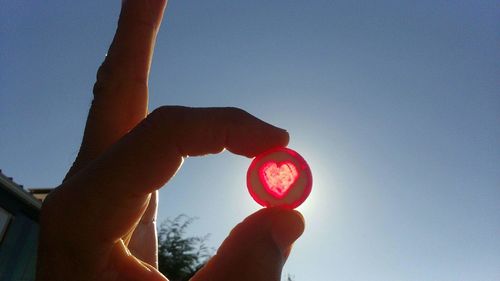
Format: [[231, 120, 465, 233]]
[[259, 161, 299, 198]]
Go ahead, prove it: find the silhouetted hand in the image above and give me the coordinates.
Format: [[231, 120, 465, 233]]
[[36, 1, 304, 280]]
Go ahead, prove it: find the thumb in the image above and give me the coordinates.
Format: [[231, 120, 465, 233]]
[[191, 208, 305, 281]]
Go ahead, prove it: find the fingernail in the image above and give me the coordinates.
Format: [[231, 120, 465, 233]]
[[271, 210, 305, 257]]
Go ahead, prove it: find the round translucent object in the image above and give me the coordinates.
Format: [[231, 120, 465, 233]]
[[247, 147, 312, 209]]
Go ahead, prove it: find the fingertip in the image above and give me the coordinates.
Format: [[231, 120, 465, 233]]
[[281, 128, 290, 147], [269, 208, 305, 255], [264, 125, 290, 155], [246, 125, 290, 158], [273, 126, 290, 147], [226, 207, 305, 256], [226, 122, 290, 158], [191, 208, 305, 281]]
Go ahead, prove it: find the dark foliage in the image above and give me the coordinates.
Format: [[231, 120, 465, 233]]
[[157, 215, 212, 281]]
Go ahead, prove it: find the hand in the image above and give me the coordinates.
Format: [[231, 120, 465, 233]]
[[36, 1, 305, 280]]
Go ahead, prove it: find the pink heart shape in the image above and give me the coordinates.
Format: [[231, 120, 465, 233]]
[[259, 161, 299, 199]]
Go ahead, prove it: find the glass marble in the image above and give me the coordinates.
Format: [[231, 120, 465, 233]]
[[247, 147, 312, 209]]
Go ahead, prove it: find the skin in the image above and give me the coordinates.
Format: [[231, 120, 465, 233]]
[[36, 1, 304, 281]]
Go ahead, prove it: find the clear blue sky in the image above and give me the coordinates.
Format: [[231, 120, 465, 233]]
[[1, 1, 499, 280]]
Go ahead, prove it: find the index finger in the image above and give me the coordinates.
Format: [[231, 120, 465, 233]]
[[60, 107, 289, 242]]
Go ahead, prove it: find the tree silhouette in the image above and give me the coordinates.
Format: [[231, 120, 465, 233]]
[[157, 215, 212, 281]]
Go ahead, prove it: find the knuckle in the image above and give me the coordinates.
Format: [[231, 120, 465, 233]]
[[225, 106, 248, 116], [139, 106, 190, 143], [223, 107, 252, 129], [224, 107, 252, 123], [152, 105, 188, 116], [96, 59, 113, 82], [92, 60, 116, 97], [92, 58, 149, 98], [149, 106, 189, 126]]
